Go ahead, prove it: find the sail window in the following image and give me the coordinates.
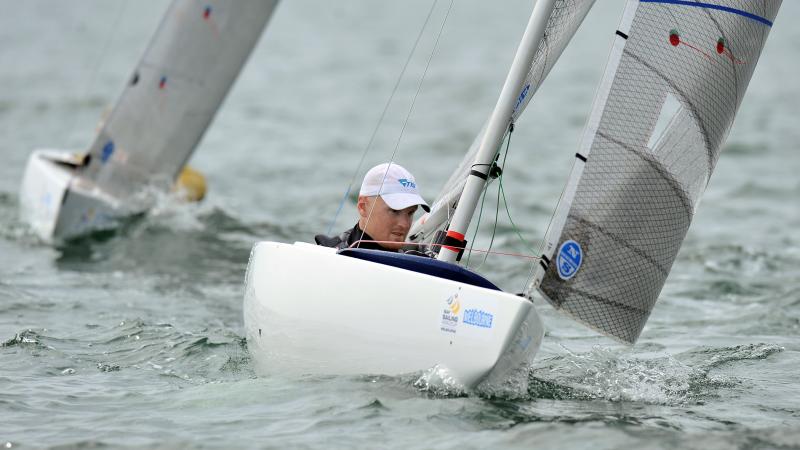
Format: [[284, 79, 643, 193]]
[[647, 93, 683, 151]]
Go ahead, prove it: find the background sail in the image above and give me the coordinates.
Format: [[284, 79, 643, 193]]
[[409, 0, 596, 243], [82, 0, 278, 199], [529, 0, 781, 343]]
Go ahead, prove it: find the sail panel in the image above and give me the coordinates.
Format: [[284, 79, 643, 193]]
[[530, 0, 781, 343], [410, 0, 596, 243], [83, 0, 279, 198]]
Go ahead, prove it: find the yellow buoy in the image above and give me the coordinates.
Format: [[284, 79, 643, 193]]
[[174, 165, 207, 202]]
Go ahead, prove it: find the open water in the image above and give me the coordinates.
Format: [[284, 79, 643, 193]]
[[1, 1, 799, 448]]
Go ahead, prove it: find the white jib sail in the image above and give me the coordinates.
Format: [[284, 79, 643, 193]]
[[409, 0, 597, 244], [527, 0, 782, 343]]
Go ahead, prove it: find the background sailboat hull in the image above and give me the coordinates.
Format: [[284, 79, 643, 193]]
[[19, 149, 130, 242], [243, 242, 544, 389]]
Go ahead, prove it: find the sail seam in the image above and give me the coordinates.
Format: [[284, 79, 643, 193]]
[[550, 284, 647, 344], [555, 284, 649, 315], [568, 213, 670, 277], [597, 130, 694, 225]]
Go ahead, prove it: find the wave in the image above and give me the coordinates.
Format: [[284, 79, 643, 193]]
[[1, 319, 253, 383], [519, 342, 783, 405]]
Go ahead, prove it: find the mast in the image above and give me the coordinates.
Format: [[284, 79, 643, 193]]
[[437, 0, 557, 263]]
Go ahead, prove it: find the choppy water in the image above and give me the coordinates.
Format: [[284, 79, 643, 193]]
[[1, 1, 799, 448]]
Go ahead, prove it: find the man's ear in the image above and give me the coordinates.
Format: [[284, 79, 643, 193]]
[[356, 196, 368, 218]]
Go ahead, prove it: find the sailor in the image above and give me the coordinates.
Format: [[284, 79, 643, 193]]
[[315, 162, 430, 252]]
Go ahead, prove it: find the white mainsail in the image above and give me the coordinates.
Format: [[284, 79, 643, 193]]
[[409, 0, 596, 244], [85, 0, 278, 198], [528, 0, 782, 343]]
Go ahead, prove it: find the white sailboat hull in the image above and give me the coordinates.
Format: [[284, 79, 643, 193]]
[[19, 149, 130, 242], [243, 242, 545, 388]]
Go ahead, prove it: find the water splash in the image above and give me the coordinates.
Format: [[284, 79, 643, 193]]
[[527, 345, 742, 405], [413, 365, 468, 397], [477, 363, 532, 400], [1, 329, 50, 349]]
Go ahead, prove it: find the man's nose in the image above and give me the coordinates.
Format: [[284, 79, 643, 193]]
[[397, 213, 412, 230]]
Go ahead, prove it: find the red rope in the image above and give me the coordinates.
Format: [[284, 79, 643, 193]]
[[347, 240, 540, 261]]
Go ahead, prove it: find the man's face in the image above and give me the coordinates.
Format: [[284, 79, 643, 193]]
[[357, 196, 418, 251]]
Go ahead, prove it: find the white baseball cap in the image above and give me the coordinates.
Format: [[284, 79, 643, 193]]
[[359, 163, 430, 212]]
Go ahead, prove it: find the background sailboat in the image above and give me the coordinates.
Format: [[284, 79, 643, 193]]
[[18, 0, 278, 242]]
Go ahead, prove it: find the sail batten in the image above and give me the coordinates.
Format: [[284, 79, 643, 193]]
[[528, 0, 781, 344]]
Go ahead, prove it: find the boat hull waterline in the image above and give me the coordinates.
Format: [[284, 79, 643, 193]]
[[243, 242, 545, 389]]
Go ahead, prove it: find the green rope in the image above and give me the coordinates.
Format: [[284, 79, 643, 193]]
[[469, 123, 536, 269], [499, 171, 536, 254], [478, 167, 502, 269], [464, 127, 511, 268]]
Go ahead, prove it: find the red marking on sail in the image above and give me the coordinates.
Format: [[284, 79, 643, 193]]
[[722, 49, 746, 65], [682, 41, 711, 60], [668, 30, 711, 60], [202, 5, 220, 38], [717, 37, 746, 64], [669, 30, 680, 47]]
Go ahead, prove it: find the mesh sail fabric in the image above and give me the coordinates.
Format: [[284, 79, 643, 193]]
[[81, 0, 278, 200], [410, 0, 596, 243], [532, 0, 781, 344]]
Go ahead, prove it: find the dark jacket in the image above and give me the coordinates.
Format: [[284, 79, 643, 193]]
[[315, 224, 395, 252]]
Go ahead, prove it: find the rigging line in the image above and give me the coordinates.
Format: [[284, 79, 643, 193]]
[[499, 173, 535, 253], [473, 172, 502, 270], [360, 0, 455, 245], [477, 125, 516, 270], [68, 1, 130, 144], [466, 126, 510, 268], [348, 240, 542, 260], [326, 0, 442, 236], [494, 120, 536, 256]]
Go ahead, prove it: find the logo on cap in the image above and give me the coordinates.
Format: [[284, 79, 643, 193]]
[[398, 178, 416, 189]]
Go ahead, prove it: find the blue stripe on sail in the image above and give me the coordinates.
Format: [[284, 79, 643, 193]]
[[639, 0, 773, 27]]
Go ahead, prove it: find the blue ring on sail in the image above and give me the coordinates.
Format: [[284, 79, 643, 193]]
[[639, 0, 774, 27]]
